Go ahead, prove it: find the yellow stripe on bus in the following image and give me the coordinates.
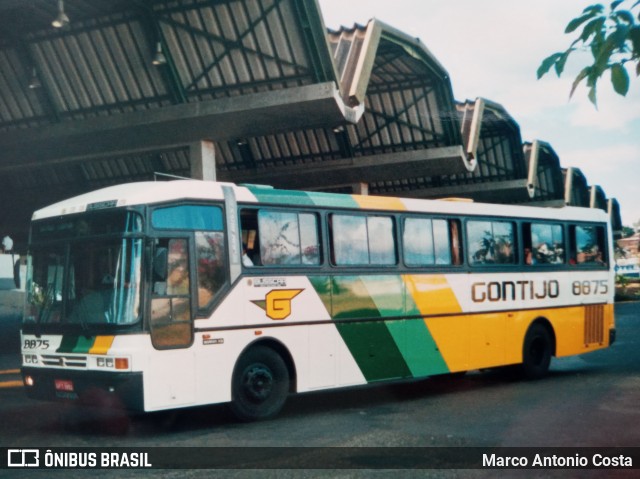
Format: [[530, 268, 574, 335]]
[[423, 304, 614, 373], [353, 195, 407, 211], [404, 275, 463, 316], [89, 335, 115, 355]]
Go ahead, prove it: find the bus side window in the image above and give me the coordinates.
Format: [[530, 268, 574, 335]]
[[527, 223, 565, 265], [403, 217, 457, 266], [240, 210, 260, 266], [332, 214, 396, 266], [195, 231, 226, 309], [467, 220, 515, 265], [241, 209, 321, 266], [572, 225, 607, 266]]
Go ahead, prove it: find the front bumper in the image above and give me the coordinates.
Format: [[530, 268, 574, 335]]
[[21, 367, 144, 412]]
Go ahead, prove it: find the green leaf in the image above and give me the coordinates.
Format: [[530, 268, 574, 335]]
[[630, 26, 640, 55], [593, 26, 629, 69], [611, 63, 630, 95], [570, 67, 592, 97], [611, 0, 624, 10], [554, 48, 575, 76], [578, 16, 606, 43], [566, 11, 599, 33], [588, 84, 598, 107], [537, 52, 563, 79], [610, 24, 631, 47], [583, 4, 605, 15], [615, 10, 636, 24], [586, 67, 600, 88]]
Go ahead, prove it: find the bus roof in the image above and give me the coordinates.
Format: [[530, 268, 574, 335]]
[[32, 179, 610, 224]]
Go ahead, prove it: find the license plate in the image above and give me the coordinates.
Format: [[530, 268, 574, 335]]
[[54, 379, 74, 392]]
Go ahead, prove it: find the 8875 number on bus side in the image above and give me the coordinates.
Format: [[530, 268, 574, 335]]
[[572, 280, 609, 296]]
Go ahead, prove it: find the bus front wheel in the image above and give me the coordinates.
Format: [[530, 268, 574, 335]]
[[521, 323, 552, 380], [230, 346, 289, 421]]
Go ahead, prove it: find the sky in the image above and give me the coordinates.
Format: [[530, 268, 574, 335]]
[[317, 0, 640, 227]]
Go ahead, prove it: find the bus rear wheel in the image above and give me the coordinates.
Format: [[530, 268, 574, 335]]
[[230, 346, 289, 421], [521, 323, 552, 380]]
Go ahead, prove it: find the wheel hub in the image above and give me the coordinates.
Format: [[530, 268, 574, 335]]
[[243, 365, 273, 401]]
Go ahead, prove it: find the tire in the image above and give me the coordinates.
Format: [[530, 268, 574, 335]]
[[521, 323, 553, 380], [230, 346, 289, 421]]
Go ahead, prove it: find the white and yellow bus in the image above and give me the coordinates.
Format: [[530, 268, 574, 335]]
[[21, 180, 615, 421]]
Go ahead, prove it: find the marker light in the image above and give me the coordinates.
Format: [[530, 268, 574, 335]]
[[24, 376, 34, 387], [115, 358, 129, 370], [96, 356, 130, 370]]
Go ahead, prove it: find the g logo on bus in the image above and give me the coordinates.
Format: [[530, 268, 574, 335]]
[[252, 289, 303, 320]]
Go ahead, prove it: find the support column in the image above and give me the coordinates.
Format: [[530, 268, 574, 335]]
[[352, 182, 369, 195], [189, 140, 216, 181]]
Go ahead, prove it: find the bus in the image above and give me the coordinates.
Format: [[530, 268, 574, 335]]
[[21, 180, 615, 421]]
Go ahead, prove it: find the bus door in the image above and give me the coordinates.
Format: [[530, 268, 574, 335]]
[[146, 237, 196, 409]]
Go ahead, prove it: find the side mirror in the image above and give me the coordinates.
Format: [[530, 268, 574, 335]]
[[153, 247, 168, 281]]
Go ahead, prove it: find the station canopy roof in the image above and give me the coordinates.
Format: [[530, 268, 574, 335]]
[[0, 0, 619, 245]]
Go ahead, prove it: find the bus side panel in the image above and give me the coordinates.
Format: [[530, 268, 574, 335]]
[[405, 274, 510, 372], [547, 303, 615, 357], [327, 275, 452, 382], [306, 323, 368, 390], [329, 275, 411, 382], [199, 276, 368, 395], [423, 313, 509, 372], [404, 274, 468, 373], [144, 346, 196, 411], [106, 333, 197, 412]]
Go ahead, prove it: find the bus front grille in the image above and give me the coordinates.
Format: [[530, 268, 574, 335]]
[[40, 355, 88, 368], [584, 304, 604, 345]]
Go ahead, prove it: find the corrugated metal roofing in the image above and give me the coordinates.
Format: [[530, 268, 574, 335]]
[[0, 0, 341, 243], [590, 185, 608, 211], [0, 0, 335, 132], [608, 198, 622, 236], [369, 100, 528, 201], [335, 21, 462, 157], [216, 19, 470, 186], [0, 1, 619, 245], [563, 167, 590, 207]]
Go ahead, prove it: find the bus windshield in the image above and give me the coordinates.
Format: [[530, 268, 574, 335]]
[[25, 212, 143, 327]]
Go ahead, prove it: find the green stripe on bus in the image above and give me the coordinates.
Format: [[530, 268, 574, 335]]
[[308, 276, 332, 316], [361, 276, 404, 317], [311, 274, 450, 380], [306, 191, 359, 209], [400, 287, 450, 376], [355, 275, 438, 375], [57, 336, 95, 354], [335, 320, 412, 382], [248, 188, 315, 206], [331, 276, 381, 320], [247, 186, 358, 209], [382, 318, 450, 378]]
